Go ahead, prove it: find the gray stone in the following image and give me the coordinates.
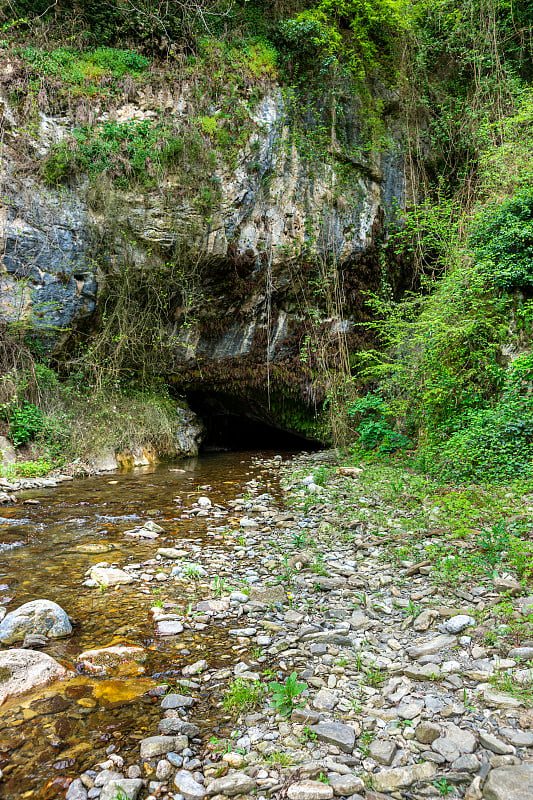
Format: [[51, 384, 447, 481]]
[[312, 688, 338, 711], [158, 719, 200, 737], [287, 780, 334, 799], [90, 566, 133, 587], [373, 762, 437, 792], [0, 599, 72, 644], [368, 739, 397, 766], [508, 647, 533, 661], [432, 723, 476, 761], [329, 774, 365, 796], [99, 779, 143, 800], [500, 729, 533, 747], [452, 754, 480, 772], [444, 614, 475, 634], [483, 763, 533, 799], [156, 620, 184, 636], [397, 699, 424, 719], [483, 688, 523, 708], [205, 771, 256, 796], [139, 735, 187, 759], [310, 723, 356, 753], [174, 770, 206, 799], [0, 436, 16, 464], [161, 693, 194, 709], [408, 635, 456, 658], [66, 779, 88, 800], [516, 597, 533, 616], [291, 708, 320, 725], [479, 731, 514, 755], [0, 648, 69, 703], [416, 722, 441, 745]]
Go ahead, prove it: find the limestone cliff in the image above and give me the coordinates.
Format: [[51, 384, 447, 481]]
[[0, 52, 413, 438]]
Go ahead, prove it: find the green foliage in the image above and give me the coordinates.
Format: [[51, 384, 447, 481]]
[[275, 0, 411, 81], [349, 393, 411, 454], [19, 46, 149, 87], [42, 119, 189, 188], [471, 189, 533, 290], [9, 401, 43, 446], [268, 671, 307, 716], [0, 458, 52, 478], [222, 679, 265, 714]]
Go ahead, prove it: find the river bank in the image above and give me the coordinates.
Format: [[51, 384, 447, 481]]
[[1, 450, 533, 800]]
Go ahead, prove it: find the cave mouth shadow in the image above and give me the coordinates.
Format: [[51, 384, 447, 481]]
[[185, 393, 321, 453]]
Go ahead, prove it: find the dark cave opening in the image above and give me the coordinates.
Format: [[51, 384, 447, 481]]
[[185, 392, 321, 452]]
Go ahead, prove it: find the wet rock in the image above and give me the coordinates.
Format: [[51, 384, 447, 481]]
[[0, 599, 72, 644], [139, 735, 188, 759], [205, 771, 256, 796], [287, 780, 334, 799], [156, 620, 184, 636], [483, 763, 533, 799], [89, 566, 133, 587], [66, 778, 88, 800], [99, 779, 143, 800], [75, 646, 146, 675], [125, 520, 164, 539], [183, 659, 208, 676], [311, 722, 356, 753], [174, 770, 206, 798], [373, 761, 437, 793], [161, 693, 194, 709], [0, 648, 69, 703]]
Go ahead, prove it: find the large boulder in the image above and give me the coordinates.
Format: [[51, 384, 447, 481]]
[[483, 764, 533, 800], [0, 648, 69, 704], [0, 599, 72, 644]]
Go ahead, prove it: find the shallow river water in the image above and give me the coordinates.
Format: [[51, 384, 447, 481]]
[[0, 451, 286, 799]]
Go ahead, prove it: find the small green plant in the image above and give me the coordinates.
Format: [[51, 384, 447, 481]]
[[364, 665, 387, 688], [292, 531, 308, 548], [222, 679, 265, 714], [317, 773, 330, 784], [153, 599, 164, 608], [269, 671, 308, 717], [433, 777, 454, 796], [265, 751, 293, 766], [300, 726, 318, 744], [358, 730, 375, 756]]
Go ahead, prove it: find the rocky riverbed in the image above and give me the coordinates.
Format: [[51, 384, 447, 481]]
[[1, 450, 533, 800]]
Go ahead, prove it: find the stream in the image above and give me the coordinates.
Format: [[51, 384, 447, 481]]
[[0, 451, 288, 799]]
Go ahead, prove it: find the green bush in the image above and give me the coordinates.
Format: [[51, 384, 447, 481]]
[[349, 393, 411, 454], [9, 402, 44, 446], [471, 188, 533, 290]]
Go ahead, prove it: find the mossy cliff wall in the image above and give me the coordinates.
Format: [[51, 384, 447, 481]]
[[0, 44, 414, 438]]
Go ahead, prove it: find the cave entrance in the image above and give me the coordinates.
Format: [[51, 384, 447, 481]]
[[186, 392, 321, 452]]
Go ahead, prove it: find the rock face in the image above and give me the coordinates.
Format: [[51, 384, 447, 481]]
[[0, 72, 414, 436], [0, 599, 72, 644], [0, 648, 69, 704]]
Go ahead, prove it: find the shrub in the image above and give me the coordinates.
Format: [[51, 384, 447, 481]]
[[9, 402, 44, 446], [349, 393, 411, 454], [471, 188, 533, 290]]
